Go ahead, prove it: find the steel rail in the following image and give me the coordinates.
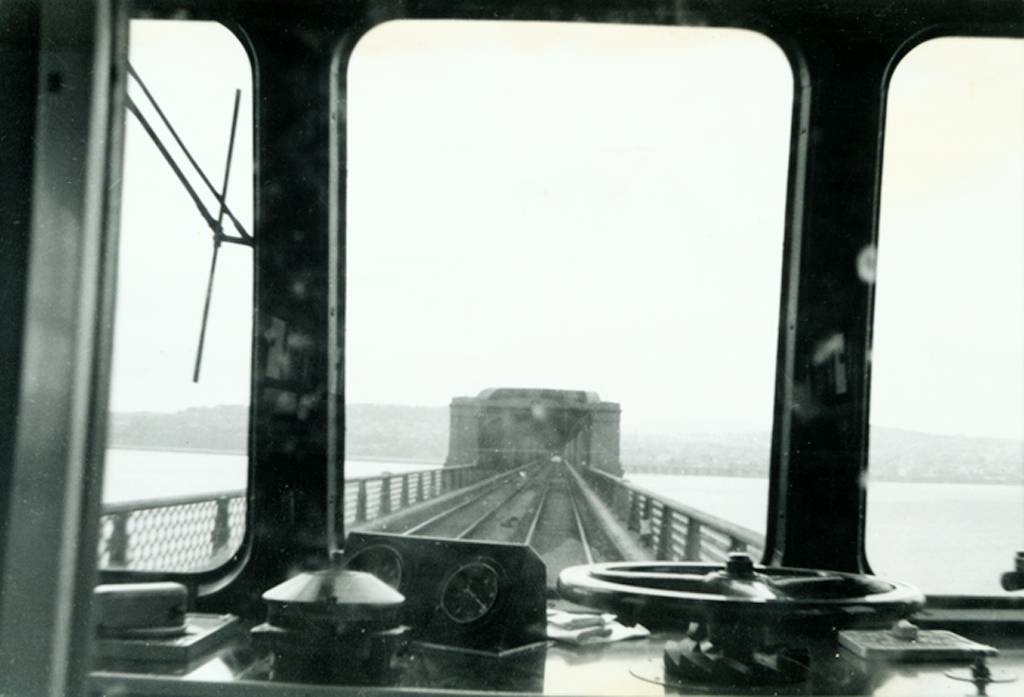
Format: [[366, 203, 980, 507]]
[[401, 480, 509, 536], [453, 470, 547, 540], [523, 481, 550, 549], [566, 475, 595, 565], [402, 463, 540, 536]]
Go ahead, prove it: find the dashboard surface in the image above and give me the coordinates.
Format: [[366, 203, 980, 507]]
[[89, 624, 1024, 696]]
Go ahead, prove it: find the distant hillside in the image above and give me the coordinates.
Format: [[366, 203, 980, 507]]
[[109, 403, 450, 462], [869, 426, 1021, 484], [345, 404, 449, 462], [109, 405, 248, 453], [109, 404, 1022, 484], [621, 430, 770, 478], [620, 426, 1022, 484]]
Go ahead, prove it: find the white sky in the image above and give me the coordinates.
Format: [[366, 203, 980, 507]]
[[872, 37, 1024, 439], [109, 21, 254, 414], [346, 21, 791, 435], [110, 20, 1023, 440]]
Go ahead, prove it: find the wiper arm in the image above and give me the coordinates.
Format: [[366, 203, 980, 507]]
[[126, 97, 245, 245], [126, 63, 252, 244], [125, 64, 252, 384]]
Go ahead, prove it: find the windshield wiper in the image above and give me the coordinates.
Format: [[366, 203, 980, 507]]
[[125, 63, 251, 383]]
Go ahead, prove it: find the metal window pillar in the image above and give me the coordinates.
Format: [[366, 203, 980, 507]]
[[765, 34, 892, 574], [0, 1, 127, 695]]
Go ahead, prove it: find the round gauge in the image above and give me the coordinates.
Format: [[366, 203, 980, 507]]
[[440, 561, 500, 624], [343, 545, 403, 590]]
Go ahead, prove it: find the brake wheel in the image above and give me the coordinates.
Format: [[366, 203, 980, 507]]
[[558, 553, 924, 685]]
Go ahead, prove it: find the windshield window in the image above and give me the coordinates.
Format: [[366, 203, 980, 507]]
[[869, 37, 1024, 595], [345, 21, 791, 544], [101, 20, 254, 573]]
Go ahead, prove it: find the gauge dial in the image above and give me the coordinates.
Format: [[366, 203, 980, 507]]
[[441, 561, 500, 624], [344, 545, 403, 590]]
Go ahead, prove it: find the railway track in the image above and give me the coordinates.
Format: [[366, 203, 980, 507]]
[[400, 461, 624, 587]]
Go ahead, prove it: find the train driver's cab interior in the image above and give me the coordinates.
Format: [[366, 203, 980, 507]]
[[0, 0, 1022, 696]]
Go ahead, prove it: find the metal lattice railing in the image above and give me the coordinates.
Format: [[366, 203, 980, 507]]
[[577, 466, 765, 562], [98, 491, 246, 572], [96, 465, 492, 573], [96, 465, 762, 572]]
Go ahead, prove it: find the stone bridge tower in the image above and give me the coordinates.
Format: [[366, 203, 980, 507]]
[[446, 388, 622, 477]]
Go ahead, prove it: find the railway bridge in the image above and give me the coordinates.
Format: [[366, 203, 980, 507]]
[[446, 388, 623, 477], [96, 389, 765, 589], [348, 388, 762, 588]]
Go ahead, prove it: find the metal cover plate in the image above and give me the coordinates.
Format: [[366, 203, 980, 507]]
[[95, 613, 241, 664], [839, 628, 997, 661]]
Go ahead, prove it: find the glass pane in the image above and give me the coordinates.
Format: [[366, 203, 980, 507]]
[[101, 20, 254, 573], [869, 37, 1024, 594], [345, 22, 791, 547]]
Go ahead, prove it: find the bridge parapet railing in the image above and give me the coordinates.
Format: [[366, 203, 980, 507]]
[[578, 467, 765, 563], [99, 490, 246, 573], [343, 464, 496, 527], [96, 465, 496, 573]]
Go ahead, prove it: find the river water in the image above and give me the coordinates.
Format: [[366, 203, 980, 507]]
[[103, 449, 1023, 596], [626, 473, 1024, 596]]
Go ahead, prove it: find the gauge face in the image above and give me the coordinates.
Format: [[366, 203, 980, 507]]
[[344, 545, 403, 590], [441, 561, 500, 624]]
